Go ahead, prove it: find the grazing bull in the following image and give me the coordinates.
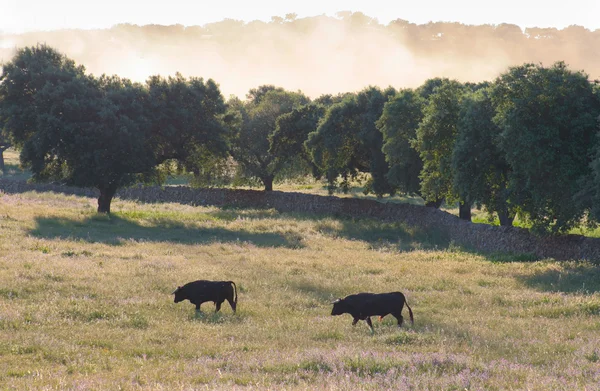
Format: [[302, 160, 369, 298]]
[[331, 292, 413, 333], [173, 280, 237, 313]]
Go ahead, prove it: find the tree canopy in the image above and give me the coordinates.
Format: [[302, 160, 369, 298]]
[[491, 62, 600, 233], [0, 45, 236, 212], [145, 73, 230, 166], [0, 46, 153, 212], [452, 88, 515, 225], [0, 45, 86, 148], [306, 86, 397, 196], [378, 88, 425, 197], [269, 103, 326, 179], [227, 86, 309, 190], [413, 79, 466, 214]]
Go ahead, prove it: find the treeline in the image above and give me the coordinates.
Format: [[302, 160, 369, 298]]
[[1, 44, 600, 235], [2, 13, 600, 97]]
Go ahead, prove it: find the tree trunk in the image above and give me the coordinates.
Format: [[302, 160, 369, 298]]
[[262, 175, 274, 191], [459, 201, 472, 221], [425, 198, 444, 208], [97, 185, 117, 214], [498, 209, 515, 227], [0, 149, 5, 173]]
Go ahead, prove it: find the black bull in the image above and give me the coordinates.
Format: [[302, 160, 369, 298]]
[[331, 292, 413, 332], [173, 280, 237, 313]]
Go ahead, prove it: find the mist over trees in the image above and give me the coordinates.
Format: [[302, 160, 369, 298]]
[[1, 13, 600, 98]]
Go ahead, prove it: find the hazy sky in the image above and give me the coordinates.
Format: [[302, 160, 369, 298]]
[[2, 0, 600, 33]]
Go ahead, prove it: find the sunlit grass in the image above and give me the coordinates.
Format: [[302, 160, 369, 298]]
[[470, 209, 531, 229], [274, 177, 426, 205], [0, 191, 599, 389], [0, 148, 30, 180], [568, 224, 600, 238]]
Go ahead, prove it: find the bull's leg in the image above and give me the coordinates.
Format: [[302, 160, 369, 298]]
[[392, 312, 404, 327], [352, 317, 359, 326], [195, 303, 201, 312], [215, 301, 222, 313], [365, 317, 374, 333], [226, 297, 236, 313]]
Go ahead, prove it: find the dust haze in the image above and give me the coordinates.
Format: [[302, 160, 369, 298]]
[[1, 13, 599, 98]]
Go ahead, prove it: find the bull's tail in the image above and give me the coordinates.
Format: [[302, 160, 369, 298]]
[[228, 281, 238, 312], [405, 299, 414, 325]]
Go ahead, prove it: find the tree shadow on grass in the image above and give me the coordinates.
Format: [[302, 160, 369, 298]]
[[207, 208, 282, 222], [205, 207, 451, 252], [315, 218, 451, 252], [29, 214, 302, 248], [515, 262, 600, 294], [480, 252, 600, 294]]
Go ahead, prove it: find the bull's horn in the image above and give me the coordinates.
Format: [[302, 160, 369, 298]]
[[330, 298, 341, 304], [172, 286, 181, 294]]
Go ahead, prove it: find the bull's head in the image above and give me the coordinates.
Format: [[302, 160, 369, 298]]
[[330, 298, 346, 316], [172, 286, 185, 303]]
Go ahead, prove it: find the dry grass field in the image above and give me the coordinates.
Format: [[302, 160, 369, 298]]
[[1, 189, 600, 390]]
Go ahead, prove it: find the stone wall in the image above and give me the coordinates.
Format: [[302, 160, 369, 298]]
[[1, 178, 599, 261]]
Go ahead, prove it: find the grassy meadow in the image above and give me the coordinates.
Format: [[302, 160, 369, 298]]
[[1, 190, 600, 390]]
